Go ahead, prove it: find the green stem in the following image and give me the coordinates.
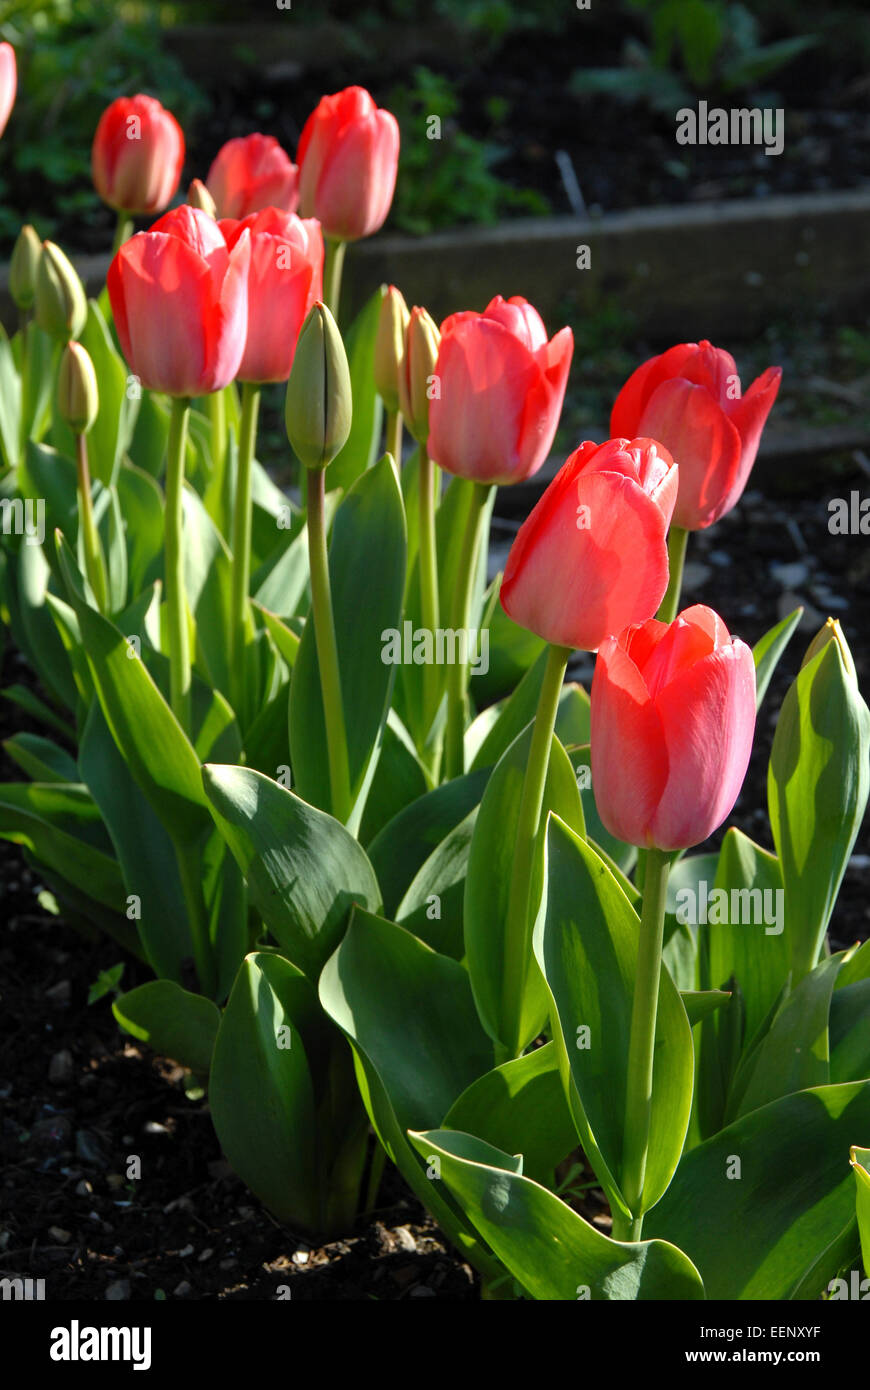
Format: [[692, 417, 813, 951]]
[[307, 466, 352, 822], [499, 643, 572, 1060], [165, 396, 192, 734], [363, 1144, 386, 1215], [18, 318, 29, 460], [112, 212, 134, 255], [418, 444, 440, 736], [323, 238, 346, 321], [657, 526, 688, 624], [386, 408, 403, 474], [620, 845, 671, 1235], [230, 381, 260, 721], [208, 386, 227, 475], [175, 843, 216, 1000], [75, 433, 109, 613], [444, 481, 491, 780]]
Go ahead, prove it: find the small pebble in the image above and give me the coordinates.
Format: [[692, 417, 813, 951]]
[[178, 1244, 194, 1259], [394, 1225, 417, 1253], [198, 1248, 213, 1263], [144, 1121, 170, 1136], [682, 561, 712, 590], [771, 560, 809, 588], [174, 1280, 192, 1297], [292, 1249, 309, 1265], [409, 1285, 436, 1297], [48, 1226, 71, 1244], [105, 1280, 130, 1301], [106, 1173, 125, 1190], [45, 980, 71, 1006], [48, 1050, 74, 1085]]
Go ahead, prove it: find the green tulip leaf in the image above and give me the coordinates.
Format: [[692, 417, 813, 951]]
[[290, 455, 406, 822], [533, 816, 694, 1222], [112, 980, 220, 1077], [408, 1129, 705, 1301], [465, 725, 585, 1054], [442, 1041, 578, 1186], [647, 1081, 870, 1299], [202, 763, 380, 980]]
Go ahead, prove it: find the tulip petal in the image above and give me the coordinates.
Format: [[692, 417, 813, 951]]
[[651, 641, 756, 849], [610, 343, 701, 437], [428, 318, 541, 483], [110, 231, 210, 396], [720, 365, 782, 515], [310, 110, 399, 240], [590, 636, 669, 849], [500, 470, 670, 650], [205, 228, 250, 393], [636, 377, 743, 530]]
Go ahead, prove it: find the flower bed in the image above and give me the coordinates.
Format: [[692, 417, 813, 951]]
[[1, 21, 869, 1315]]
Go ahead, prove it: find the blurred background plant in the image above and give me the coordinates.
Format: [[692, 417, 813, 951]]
[[0, 0, 206, 246], [387, 66, 548, 234], [570, 0, 818, 112]]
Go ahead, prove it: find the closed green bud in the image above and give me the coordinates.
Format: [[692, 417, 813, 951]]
[[57, 342, 99, 435], [801, 616, 857, 681], [10, 225, 42, 311], [285, 301, 352, 471], [373, 283, 409, 415], [398, 305, 440, 444], [35, 241, 88, 342]]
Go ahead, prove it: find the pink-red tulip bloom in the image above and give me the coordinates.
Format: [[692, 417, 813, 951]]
[[108, 206, 249, 397], [591, 605, 756, 850], [500, 437, 677, 651], [297, 86, 399, 242], [220, 209, 323, 384], [428, 296, 573, 485], [0, 43, 15, 139], [91, 94, 185, 215], [611, 340, 781, 531], [206, 134, 298, 221]]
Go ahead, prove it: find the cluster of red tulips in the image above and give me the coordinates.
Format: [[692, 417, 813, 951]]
[[2, 39, 869, 1302]]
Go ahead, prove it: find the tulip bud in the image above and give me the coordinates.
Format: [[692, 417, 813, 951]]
[[35, 241, 88, 342], [57, 342, 99, 435], [187, 177, 217, 218], [398, 305, 440, 444], [284, 301, 352, 470], [9, 225, 42, 311], [373, 284, 409, 414], [801, 617, 857, 681]]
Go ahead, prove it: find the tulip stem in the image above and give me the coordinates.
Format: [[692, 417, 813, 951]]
[[385, 409, 403, 477], [418, 444, 441, 738], [175, 842, 217, 1002], [165, 396, 192, 735], [230, 381, 260, 723], [307, 466, 353, 823], [75, 433, 109, 614], [657, 526, 688, 624], [618, 845, 671, 1239], [208, 386, 227, 475], [112, 213, 134, 256], [498, 642, 572, 1062], [444, 481, 491, 780], [323, 238, 346, 321]]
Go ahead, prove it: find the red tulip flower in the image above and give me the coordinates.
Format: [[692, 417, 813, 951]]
[[219, 209, 323, 384], [108, 206, 250, 397], [91, 95, 185, 215], [500, 437, 677, 650], [297, 86, 399, 242], [0, 42, 16, 139], [591, 605, 756, 850], [206, 134, 298, 221], [611, 339, 781, 531], [428, 296, 573, 485]]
